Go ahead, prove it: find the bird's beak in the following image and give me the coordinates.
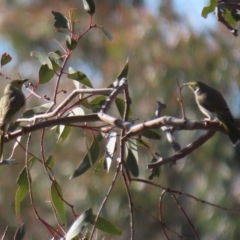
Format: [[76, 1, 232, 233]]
[[182, 83, 189, 89], [23, 79, 28, 87]]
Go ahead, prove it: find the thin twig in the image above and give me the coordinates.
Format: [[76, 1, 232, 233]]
[[122, 171, 134, 240], [1, 226, 8, 240], [171, 193, 200, 240], [89, 162, 121, 239], [135, 206, 188, 239], [176, 78, 186, 119], [131, 177, 240, 216], [159, 190, 170, 240]]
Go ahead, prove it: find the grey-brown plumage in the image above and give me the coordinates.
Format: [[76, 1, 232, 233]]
[[0, 79, 27, 160], [184, 81, 240, 146]]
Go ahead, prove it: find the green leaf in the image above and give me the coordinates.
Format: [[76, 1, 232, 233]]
[[58, 125, 71, 143], [23, 103, 54, 118], [30, 51, 52, 69], [66, 36, 78, 51], [83, 0, 96, 16], [51, 181, 66, 225], [201, 0, 217, 18], [46, 155, 55, 168], [148, 156, 161, 180], [15, 167, 29, 218], [115, 98, 133, 118], [110, 58, 129, 88], [117, 58, 129, 81], [224, 9, 237, 27], [65, 208, 93, 240], [68, 67, 93, 88], [14, 223, 26, 240], [89, 96, 106, 112], [101, 26, 113, 41], [136, 138, 149, 148], [70, 134, 101, 178], [126, 139, 138, 164], [94, 154, 106, 174], [48, 50, 63, 71], [105, 132, 117, 172], [52, 11, 70, 29], [142, 130, 161, 140], [39, 64, 55, 84], [89, 96, 106, 105], [90, 215, 122, 236], [1, 53, 12, 67], [126, 149, 139, 177], [115, 98, 125, 118], [80, 98, 92, 109]]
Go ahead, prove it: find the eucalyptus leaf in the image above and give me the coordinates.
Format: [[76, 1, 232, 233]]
[[66, 36, 78, 51], [91, 215, 122, 236], [82, 0, 95, 16], [201, 0, 217, 18], [105, 132, 117, 172], [126, 149, 139, 177], [48, 50, 63, 70], [1, 52, 12, 67], [142, 130, 161, 140], [14, 223, 26, 240], [58, 125, 71, 143], [51, 182, 66, 225], [70, 134, 101, 178], [15, 167, 29, 218], [65, 208, 93, 240], [52, 11, 70, 29], [30, 51, 52, 69], [39, 64, 55, 84], [46, 155, 55, 168], [101, 26, 113, 41], [68, 67, 93, 88]]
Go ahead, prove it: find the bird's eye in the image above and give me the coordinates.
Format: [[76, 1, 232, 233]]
[[18, 81, 21, 84]]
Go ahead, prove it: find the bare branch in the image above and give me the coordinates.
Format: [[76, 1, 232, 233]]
[[155, 101, 181, 153], [125, 116, 224, 138], [148, 130, 216, 169], [20, 88, 116, 123], [101, 78, 128, 113]]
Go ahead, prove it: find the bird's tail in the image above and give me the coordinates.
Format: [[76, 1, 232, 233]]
[[222, 121, 240, 146]]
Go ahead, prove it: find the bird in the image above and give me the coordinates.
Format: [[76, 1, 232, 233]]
[[0, 79, 28, 161], [183, 81, 240, 146]]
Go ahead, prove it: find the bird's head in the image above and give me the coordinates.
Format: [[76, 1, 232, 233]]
[[10, 79, 28, 89], [183, 81, 200, 92]]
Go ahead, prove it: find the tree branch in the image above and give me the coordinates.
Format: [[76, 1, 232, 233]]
[[148, 130, 216, 169]]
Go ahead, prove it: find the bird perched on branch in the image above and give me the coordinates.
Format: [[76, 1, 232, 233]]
[[183, 81, 240, 146], [0, 79, 28, 160]]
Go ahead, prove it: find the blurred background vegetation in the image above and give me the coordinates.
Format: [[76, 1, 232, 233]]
[[1, 0, 240, 239]]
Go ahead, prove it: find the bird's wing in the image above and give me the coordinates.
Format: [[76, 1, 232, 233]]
[[0, 90, 25, 128], [198, 90, 234, 120]]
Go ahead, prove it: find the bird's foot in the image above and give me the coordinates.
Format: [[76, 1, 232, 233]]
[[203, 118, 218, 126], [5, 132, 12, 140], [203, 118, 211, 126]]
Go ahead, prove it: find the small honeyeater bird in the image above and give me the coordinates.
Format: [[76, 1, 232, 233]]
[[0, 79, 28, 160], [183, 81, 240, 146]]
